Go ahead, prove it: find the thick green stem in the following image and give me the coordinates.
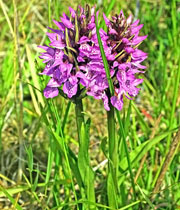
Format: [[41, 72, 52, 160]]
[[107, 104, 118, 208], [74, 98, 85, 198], [75, 99, 96, 210], [75, 99, 84, 141], [107, 105, 117, 169]]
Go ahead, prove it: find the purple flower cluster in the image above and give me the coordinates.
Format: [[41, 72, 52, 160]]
[[39, 6, 147, 111]]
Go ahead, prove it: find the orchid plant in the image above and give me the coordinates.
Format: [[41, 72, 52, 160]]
[[39, 5, 147, 209]]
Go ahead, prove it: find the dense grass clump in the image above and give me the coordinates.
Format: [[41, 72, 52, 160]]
[[0, 0, 180, 209]]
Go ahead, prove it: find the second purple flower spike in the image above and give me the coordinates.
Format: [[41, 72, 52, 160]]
[[87, 10, 148, 111]]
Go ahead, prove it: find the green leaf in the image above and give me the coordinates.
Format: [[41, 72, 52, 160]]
[[25, 145, 33, 173], [86, 165, 96, 210], [52, 130, 83, 199], [32, 165, 39, 192], [116, 110, 136, 199], [78, 120, 96, 209], [0, 185, 29, 197], [107, 173, 118, 208], [62, 101, 71, 134], [119, 129, 178, 172], [68, 154, 83, 189], [45, 143, 55, 184], [100, 137, 108, 158]]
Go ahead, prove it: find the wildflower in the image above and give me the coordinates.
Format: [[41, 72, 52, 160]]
[[85, 11, 147, 111], [39, 5, 104, 99]]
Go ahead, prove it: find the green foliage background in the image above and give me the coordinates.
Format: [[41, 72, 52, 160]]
[[0, 0, 180, 209]]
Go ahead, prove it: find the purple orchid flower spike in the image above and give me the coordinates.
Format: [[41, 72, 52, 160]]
[[39, 5, 102, 100], [93, 10, 148, 111]]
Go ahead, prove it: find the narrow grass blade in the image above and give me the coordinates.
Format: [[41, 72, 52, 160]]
[[32, 165, 40, 192], [0, 185, 29, 197], [137, 184, 155, 209], [95, 13, 114, 96], [100, 0, 116, 28], [166, 56, 180, 151], [27, 78, 41, 115], [132, 101, 151, 135], [119, 128, 178, 172], [62, 101, 71, 133], [152, 127, 180, 195], [0, 186, 23, 210], [50, 199, 141, 210], [26, 44, 45, 107], [45, 144, 55, 184], [0, 0, 14, 37], [95, 14, 120, 207], [47, 100, 79, 208], [25, 145, 33, 184], [116, 110, 136, 199]]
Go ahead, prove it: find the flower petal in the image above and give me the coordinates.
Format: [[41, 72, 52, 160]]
[[111, 95, 123, 111], [102, 93, 110, 111], [44, 86, 59, 98], [103, 13, 111, 27], [61, 17, 74, 29], [69, 7, 76, 18]]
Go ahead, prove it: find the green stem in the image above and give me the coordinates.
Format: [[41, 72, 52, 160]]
[[107, 104, 117, 172], [115, 109, 136, 200], [75, 99, 84, 141], [107, 104, 118, 208], [75, 99, 96, 210], [74, 98, 85, 198]]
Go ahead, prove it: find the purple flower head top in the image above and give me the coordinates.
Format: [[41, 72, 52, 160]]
[[39, 5, 101, 99], [84, 11, 147, 111]]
